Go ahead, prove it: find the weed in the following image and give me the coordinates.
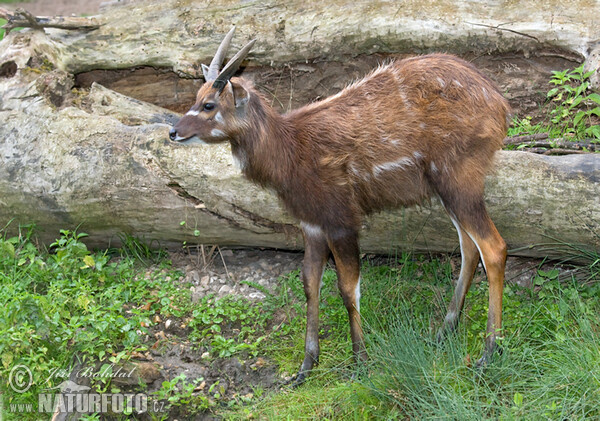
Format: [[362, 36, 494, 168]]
[[152, 373, 211, 414], [509, 64, 600, 141], [547, 65, 600, 139], [117, 233, 167, 265], [188, 294, 268, 358]]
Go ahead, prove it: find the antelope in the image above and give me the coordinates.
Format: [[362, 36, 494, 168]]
[[169, 28, 509, 384]]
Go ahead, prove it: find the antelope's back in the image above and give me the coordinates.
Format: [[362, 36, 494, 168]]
[[289, 53, 510, 219]]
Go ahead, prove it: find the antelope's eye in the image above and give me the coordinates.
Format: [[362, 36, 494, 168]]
[[203, 103, 215, 111]]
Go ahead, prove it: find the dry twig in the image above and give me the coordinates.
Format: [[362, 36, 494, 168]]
[[0, 7, 101, 34], [504, 134, 599, 154]]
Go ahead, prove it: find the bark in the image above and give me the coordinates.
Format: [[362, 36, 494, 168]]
[[0, 0, 599, 259]]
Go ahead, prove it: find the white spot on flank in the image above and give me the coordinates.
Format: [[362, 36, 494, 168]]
[[413, 151, 424, 160], [355, 276, 361, 313], [211, 129, 225, 138], [437, 76, 445, 87], [348, 162, 370, 181], [185, 109, 199, 116], [214, 112, 225, 124], [453, 80, 463, 88], [300, 221, 323, 238], [372, 157, 413, 176], [430, 161, 439, 174]]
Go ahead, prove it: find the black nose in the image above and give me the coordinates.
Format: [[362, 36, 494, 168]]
[[169, 128, 177, 141]]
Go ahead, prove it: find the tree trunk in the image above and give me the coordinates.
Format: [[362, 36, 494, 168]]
[[0, 0, 599, 258]]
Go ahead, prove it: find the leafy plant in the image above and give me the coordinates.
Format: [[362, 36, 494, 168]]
[[152, 373, 212, 415], [188, 295, 268, 358], [510, 64, 600, 141], [546, 65, 600, 139], [0, 225, 185, 420]]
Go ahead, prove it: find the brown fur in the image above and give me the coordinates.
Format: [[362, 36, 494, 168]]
[[171, 53, 510, 382]]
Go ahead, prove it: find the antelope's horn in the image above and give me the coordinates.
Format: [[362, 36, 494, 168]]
[[203, 26, 236, 81], [212, 39, 256, 91]]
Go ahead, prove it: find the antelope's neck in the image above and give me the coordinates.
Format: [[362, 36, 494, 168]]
[[232, 97, 296, 192]]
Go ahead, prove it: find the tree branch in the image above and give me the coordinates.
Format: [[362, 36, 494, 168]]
[[0, 7, 101, 33], [504, 134, 599, 153]]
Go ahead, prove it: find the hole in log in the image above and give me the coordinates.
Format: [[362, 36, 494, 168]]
[[75, 67, 204, 114], [0, 61, 18, 78], [73, 51, 578, 118]]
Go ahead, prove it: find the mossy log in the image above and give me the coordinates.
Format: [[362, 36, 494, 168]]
[[0, 0, 599, 258]]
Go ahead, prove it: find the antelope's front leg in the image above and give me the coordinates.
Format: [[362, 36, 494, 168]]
[[294, 222, 330, 385], [327, 228, 367, 365]]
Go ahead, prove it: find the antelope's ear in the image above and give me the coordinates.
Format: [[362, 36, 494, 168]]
[[229, 80, 250, 109], [201, 64, 210, 81]]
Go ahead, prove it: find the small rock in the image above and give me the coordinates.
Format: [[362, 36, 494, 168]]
[[248, 292, 266, 300], [186, 270, 200, 284], [200, 275, 210, 287], [218, 285, 232, 295]]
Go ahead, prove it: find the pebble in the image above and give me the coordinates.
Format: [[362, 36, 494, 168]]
[[200, 275, 210, 286], [248, 292, 266, 300], [218, 285, 232, 295]]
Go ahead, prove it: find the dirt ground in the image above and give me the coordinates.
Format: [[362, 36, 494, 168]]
[[6, 0, 105, 16]]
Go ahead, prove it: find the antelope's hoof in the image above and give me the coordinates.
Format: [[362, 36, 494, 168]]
[[285, 371, 308, 388], [435, 325, 456, 346], [475, 344, 503, 368]]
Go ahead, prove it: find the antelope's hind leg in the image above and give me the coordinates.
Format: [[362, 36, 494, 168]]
[[437, 219, 480, 342], [440, 194, 507, 365], [293, 223, 330, 386]]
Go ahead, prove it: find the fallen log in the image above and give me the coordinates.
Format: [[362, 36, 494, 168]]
[[0, 1, 599, 259]]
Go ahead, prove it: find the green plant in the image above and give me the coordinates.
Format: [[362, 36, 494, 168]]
[[508, 64, 600, 141], [117, 233, 167, 265], [546, 64, 600, 139], [152, 373, 212, 415], [506, 115, 551, 138], [188, 294, 268, 358], [0, 225, 186, 420]]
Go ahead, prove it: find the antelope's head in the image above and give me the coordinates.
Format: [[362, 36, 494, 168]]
[[169, 28, 256, 145]]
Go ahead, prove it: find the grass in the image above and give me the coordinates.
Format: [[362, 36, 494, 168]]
[[1, 224, 599, 419], [225, 255, 600, 419]]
